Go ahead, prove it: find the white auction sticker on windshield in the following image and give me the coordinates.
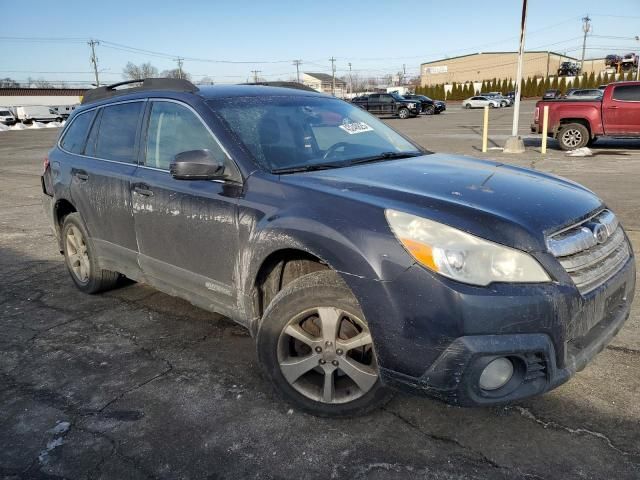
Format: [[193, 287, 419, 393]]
[[339, 121, 374, 134]]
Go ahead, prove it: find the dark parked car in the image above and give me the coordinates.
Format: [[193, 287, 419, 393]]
[[352, 92, 420, 119], [42, 78, 635, 417], [402, 94, 446, 115]]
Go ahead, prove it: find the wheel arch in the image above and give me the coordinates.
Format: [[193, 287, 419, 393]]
[[53, 198, 77, 251], [556, 118, 592, 138]]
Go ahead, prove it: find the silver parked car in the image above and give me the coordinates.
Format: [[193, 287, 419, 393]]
[[462, 96, 501, 109], [565, 89, 603, 100]]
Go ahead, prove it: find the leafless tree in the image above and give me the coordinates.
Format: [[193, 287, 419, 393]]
[[0, 77, 19, 87], [123, 62, 159, 80], [34, 78, 53, 88], [161, 68, 191, 81]]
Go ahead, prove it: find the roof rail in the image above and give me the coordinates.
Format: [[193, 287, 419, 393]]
[[81, 78, 199, 104]]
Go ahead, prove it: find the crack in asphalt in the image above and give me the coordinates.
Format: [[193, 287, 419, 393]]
[[606, 344, 640, 356], [509, 406, 640, 459], [382, 408, 507, 472]]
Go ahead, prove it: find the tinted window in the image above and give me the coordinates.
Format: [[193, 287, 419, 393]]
[[60, 110, 95, 154], [95, 102, 143, 162], [612, 85, 640, 101], [145, 101, 226, 170], [368, 94, 380, 101], [379, 95, 393, 104]]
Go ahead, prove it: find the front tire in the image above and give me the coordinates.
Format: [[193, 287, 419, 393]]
[[62, 213, 120, 293], [465, 103, 471, 109], [557, 123, 589, 150], [424, 105, 435, 115], [256, 270, 393, 417], [397, 107, 410, 119]]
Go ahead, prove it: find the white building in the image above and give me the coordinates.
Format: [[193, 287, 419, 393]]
[[0, 88, 86, 108], [302, 73, 346, 97]]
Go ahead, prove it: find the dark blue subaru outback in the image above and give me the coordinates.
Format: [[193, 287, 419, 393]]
[[42, 79, 635, 416]]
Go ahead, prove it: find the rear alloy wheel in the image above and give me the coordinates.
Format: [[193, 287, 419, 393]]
[[398, 107, 410, 119], [557, 123, 589, 150], [257, 270, 392, 417], [62, 213, 120, 293]]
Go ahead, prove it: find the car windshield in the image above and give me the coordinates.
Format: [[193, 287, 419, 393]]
[[208, 95, 422, 173], [0, 110, 11, 116]]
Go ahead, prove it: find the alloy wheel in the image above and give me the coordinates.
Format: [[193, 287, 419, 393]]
[[562, 128, 583, 148], [277, 306, 378, 404], [66, 225, 90, 283]]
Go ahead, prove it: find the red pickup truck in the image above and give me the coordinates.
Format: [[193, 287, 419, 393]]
[[531, 81, 640, 150]]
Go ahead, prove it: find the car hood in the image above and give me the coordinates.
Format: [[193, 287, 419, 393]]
[[280, 154, 603, 251]]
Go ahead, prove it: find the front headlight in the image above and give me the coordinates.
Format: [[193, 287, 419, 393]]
[[385, 209, 550, 286], [407, 103, 415, 108]]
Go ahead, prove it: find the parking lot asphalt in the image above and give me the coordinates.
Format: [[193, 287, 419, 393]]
[[1, 100, 639, 480]]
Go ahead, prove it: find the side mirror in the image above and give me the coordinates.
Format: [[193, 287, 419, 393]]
[[170, 150, 225, 180]]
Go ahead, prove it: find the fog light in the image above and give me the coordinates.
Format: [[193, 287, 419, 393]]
[[479, 357, 514, 391]]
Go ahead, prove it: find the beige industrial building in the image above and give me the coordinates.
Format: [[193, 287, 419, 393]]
[[420, 51, 607, 86]]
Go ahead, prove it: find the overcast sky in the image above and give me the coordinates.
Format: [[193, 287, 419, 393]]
[[2, 0, 639, 86]]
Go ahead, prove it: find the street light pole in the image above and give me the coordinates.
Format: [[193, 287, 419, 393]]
[[504, 0, 528, 154]]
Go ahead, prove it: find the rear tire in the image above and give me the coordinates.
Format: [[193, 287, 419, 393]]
[[256, 270, 393, 417], [61, 213, 120, 294], [557, 123, 589, 150]]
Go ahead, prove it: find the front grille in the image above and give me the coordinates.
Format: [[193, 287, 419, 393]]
[[547, 210, 630, 295]]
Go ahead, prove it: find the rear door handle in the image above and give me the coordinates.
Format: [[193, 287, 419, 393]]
[[133, 183, 154, 197], [72, 169, 89, 181]]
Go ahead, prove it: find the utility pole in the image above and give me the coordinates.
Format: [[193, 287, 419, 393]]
[[251, 70, 261, 83], [88, 39, 100, 87], [636, 36, 640, 81], [175, 58, 184, 79], [402, 64, 406, 85], [348, 62, 353, 96], [329, 57, 336, 96], [292, 60, 302, 83], [504, 0, 528, 153], [580, 15, 591, 71]]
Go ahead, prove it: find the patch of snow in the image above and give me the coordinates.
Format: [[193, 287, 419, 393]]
[[10, 123, 27, 130], [566, 147, 593, 157], [29, 121, 46, 129], [49, 421, 70, 434], [46, 121, 62, 128], [0, 123, 9, 132]]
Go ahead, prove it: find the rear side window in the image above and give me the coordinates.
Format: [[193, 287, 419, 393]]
[[94, 102, 143, 162], [60, 110, 95, 154], [145, 101, 226, 170], [612, 85, 640, 101]]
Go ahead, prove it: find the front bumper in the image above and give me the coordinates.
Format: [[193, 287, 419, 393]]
[[347, 251, 635, 407]]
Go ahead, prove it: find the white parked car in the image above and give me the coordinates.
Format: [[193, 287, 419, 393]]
[[565, 89, 603, 100], [0, 107, 17, 125], [14, 105, 62, 124], [462, 96, 501, 109]]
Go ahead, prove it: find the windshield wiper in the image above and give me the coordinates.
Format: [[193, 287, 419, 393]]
[[271, 161, 347, 174], [348, 151, 423, 166]]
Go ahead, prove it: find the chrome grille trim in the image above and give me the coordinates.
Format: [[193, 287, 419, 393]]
[[547, 210, 630, 295]]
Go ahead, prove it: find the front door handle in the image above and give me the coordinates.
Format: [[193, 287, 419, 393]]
[[72, 169, 89, 181], [133, 183, 154, 197], [607, 105, 619, 109]]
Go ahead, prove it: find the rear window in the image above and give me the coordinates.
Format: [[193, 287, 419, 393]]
[[612, 85, 640, 102], [94, 102, 143, 162], [60, 110, 95, 154]]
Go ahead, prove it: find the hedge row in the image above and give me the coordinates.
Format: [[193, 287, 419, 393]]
[[416, 70, 637, 100]]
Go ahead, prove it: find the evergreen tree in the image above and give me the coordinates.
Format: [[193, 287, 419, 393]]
[[551, 76, 559, 89], [602, 72, 609, 85], [595, 73, 602, 88], [627, 70, 634, 81], [587, 72, 596, 88], [572, 75, 580, 89], [558, 77, 567, 95]]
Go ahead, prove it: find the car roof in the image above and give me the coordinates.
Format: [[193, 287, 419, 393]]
[[197, 84, 329, 99]]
